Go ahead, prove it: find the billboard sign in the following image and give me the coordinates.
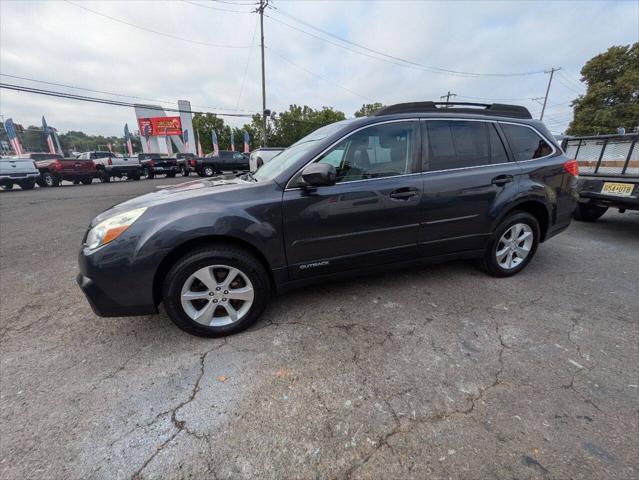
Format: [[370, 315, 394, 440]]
[[137, 116, 182, 136]]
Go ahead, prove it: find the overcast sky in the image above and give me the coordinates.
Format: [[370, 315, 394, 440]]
[[1, 0, 637, 137]]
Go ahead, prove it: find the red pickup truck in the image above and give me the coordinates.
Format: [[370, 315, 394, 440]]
[[30, 153, 97, 187]]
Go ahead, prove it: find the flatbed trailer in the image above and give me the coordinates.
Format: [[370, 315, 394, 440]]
[[562, 134, 638, 221]]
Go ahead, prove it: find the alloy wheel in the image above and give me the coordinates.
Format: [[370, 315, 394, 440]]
[[180, 265, 254, 326], [496, 223, 534, 270]]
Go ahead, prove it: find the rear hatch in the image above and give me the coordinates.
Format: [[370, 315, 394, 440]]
[[153, 157, 178, 168], [65, 157, 97, 172]]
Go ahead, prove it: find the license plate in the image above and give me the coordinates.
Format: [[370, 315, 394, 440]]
[[601, 182, 634, 196]]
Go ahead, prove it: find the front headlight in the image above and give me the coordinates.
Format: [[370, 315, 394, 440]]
[[86, 207, 147, 250]]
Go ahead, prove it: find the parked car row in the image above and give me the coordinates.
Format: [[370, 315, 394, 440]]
[[0, 150, 264, 190]]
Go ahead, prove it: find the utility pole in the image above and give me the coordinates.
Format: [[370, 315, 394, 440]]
[[440, 91, 456, 104], [257, 0, 269, 147], [540, 67, 561, 121]]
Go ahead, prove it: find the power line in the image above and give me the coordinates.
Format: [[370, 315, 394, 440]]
[[268, 6, 547, 78], [556, 75, 584, 95], [0, 73, 257, 113], [181, 0, 254, 13], [236, 18, 260, 109], [266, 46, 374, 102], [0, 83, 256, 118], [64, 0, 255, 48], [456, 94, 539, 102]]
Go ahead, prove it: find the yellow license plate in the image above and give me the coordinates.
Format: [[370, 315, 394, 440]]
[[601, 182, 634, 196]]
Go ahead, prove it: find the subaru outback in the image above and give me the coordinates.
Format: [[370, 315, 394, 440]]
[[77, 102, 578, 337]]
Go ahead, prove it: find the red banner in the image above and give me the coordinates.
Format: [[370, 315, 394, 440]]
[[137, 116, 182, 136]]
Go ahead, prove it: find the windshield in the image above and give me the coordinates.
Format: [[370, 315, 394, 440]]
[[254, 119, 355, 182]]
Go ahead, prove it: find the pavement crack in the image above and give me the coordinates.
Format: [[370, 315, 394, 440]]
[[129, 339, 227, 479]]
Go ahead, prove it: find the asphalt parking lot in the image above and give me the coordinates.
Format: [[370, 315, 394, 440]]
[[1, 177, 638, 480]]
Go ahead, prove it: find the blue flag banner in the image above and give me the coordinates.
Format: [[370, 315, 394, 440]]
[[42, 116, 56, 154], [211, 130, 219, 155], [243, 130, 250, 153]]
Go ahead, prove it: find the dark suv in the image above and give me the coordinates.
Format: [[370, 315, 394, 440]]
[[77, 102, 578, 337]]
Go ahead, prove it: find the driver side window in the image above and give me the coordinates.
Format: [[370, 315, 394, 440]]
[[315, 121, 417, 183]]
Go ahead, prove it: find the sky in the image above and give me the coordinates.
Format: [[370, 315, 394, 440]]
[[1, 0, 637, 138]]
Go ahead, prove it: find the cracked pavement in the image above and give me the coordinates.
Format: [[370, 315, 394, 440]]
[[1, 178, 638, 479]]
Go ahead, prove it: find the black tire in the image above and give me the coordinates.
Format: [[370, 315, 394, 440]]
[[573, 204, 608, 222], [36, 177, 46, 187], [18, 178, 36, 190], [42, 172, 59, 187], [478, 211, 540, 278], [98, 170, 111, 183], [130, 171, 141, 181], [166, 172, 176, 178], [203, 166, 215, 177], [1, 182, 13, 190], [146, 169, 155, 179], [162, 245, 270, 337], [181, 166, 190, 177], [73, 179, 80, 185], [81, 177, 93, 185]]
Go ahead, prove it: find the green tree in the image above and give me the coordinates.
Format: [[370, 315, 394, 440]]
[[192, 113, 227, 153], [567, 43, 639, 135], [354, 102, 385, 117], [269, 105, 345, 147]]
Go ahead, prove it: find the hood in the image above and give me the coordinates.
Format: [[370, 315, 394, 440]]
[[92, 177, 253, 224]]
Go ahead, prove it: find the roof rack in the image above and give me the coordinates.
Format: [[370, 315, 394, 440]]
[[372, 102, 532, 119]]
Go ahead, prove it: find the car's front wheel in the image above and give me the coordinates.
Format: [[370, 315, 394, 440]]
[[163, 245, 270, 337], [479, 211, 540, 277], [202, 166, 215, 177], [1, 182, 13, 190]]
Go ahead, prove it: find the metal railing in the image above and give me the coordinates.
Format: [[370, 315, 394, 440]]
[[562, 134, 638, 177]]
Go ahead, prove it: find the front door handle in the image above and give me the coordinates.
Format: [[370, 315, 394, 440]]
[[389, 187, 419, 200], [491, 175, 514, 186]]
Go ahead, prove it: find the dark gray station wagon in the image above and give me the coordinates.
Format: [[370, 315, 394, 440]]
[[78, 102, 578, 337]]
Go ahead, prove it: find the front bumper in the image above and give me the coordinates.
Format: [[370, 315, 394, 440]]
[[76, 273, 157, 317], [77, 244, 159, 318]]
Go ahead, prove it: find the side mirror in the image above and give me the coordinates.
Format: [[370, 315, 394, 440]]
[[301, 163, 336, 187]]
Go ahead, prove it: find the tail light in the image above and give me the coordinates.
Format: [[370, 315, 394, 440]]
[[53, 160, 62, 170], [148, 160, 155, 167], [563, 159, 579, 177], [108, 157, 113, 166], [190, 160, 196, 167]]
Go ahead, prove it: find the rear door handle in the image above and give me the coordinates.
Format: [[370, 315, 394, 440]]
[[389, 187, 419, 200], [491, 175, 514, 186]]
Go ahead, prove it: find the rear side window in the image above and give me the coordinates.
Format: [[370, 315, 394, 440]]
[[424, 121, 509, 172], [501, 124, 553, 161]]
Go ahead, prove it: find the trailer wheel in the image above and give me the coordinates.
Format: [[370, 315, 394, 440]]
[[573, 204, 608, 222]]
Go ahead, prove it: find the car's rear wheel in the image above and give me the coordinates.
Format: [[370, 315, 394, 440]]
[[18, 178, 36, 190], [98, 170, 110, 183], [166, 172, 176, 178], [181, 166, 190, 177], [42, 172, 59, 187], [81, 177, 93, 185], [146, 169, 155, 179], [573, 203, 608, 222], [479, 211, 540, 277], [163, 245, 270, 337], [203, 166, 214, 177], [130, 171, 141, 181]]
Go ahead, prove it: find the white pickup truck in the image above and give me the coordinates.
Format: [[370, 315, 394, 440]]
[[78, 151, 141, 182], [0, 156, 40, 190]]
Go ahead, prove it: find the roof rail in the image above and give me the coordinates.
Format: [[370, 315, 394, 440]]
[[372, 102, 533, 119]]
